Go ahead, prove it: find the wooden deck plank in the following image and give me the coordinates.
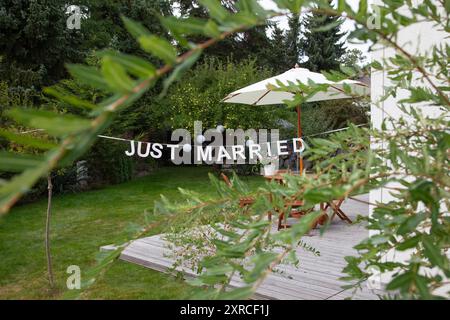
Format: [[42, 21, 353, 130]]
[[120, 194, 381, 300]]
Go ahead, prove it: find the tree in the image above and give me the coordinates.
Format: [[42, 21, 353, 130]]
[[295, 9, 351, 137], [0, 0, 84, 92], [301, 99, 369, 137], [161, 58, 290, 131], [301, 11, 346, 72], [171, 0, 275, 70], [265, 25, 291, 73], [339, 48, 369, 79], [0, 0, 173, 91], [79, 0, 172, 56], [284, 13, 302, 69]]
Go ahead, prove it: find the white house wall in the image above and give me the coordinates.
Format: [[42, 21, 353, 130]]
[[370, 0, 448, 292]]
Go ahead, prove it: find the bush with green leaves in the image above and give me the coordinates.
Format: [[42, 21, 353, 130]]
[[0, 0, 448, 300], [162, 57, 291, 131]]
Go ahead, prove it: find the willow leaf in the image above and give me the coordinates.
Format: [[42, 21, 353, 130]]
[[7, 108, 91, 136], [66, 64, 110, 91], [0, 129, 57, 150], [198, 0, 229, 22], [101, 56, 135, 93], [0, 152, 44, 173], [99, 51, 156, 78], [139, 35, 177, 65]]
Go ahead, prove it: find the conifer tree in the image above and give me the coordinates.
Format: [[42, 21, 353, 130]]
[[301, 12, 346, 71], [267, 25, 290, 73], [284, 13, 302, 69]]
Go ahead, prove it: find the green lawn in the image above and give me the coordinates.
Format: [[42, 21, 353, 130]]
[[0, 166, 264, 299]]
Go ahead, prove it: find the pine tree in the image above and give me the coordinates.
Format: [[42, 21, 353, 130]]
[[284, 13, 302, 69], [301, 12, 346, 72], [266, 25, 289, 73]]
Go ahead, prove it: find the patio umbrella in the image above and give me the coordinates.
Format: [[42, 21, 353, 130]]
[[222, 66, 369, 172]]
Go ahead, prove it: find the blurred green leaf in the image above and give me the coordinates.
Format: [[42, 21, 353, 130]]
[[422, 236, 447, 269], [386, 271, 413, 291], [162, 16, 206, 36], [312, 18, 343, 32], [66, 64, 110, 91], [44, 87, 96, 110], [0, 152, 44, 173], [273, 0, 304, 14], [101, 56, 135, 93], [139, 35, 177, 65], [217, 286, 254, 300], [7, 108, 91, 136], [0, 166, 47, 214], [99, 51, 156, 78], [160, 49, 202, 98], [121, 16, 150, 39], [0, 129, 57, 150], [198, 0, 229, 23], [204, 20, 221, 38], [397, 214, 425, 235]]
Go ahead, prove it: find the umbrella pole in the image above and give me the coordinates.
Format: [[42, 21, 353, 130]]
[[297, 105, 303, 173]]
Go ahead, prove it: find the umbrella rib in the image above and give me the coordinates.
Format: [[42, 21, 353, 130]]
[[329, 85, 345, 94], [221, 92, 241, 102], [252, 90, 271, 105], [329, 84, 369, 98]]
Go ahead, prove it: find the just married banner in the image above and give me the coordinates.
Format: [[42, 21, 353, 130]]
[[100, 121, 306, 165]]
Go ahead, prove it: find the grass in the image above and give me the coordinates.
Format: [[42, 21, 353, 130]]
[[0, 166, 264, 299]]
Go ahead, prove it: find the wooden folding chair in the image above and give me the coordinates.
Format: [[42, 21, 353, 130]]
[[320, 199, 352, 224], [221, 173, 328, 230], [221, 173, 279, 224], [277, 199, 329, 230], [263, 171, 328, 230]]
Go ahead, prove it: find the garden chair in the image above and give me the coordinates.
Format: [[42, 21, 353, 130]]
[[263, 170, 329, 230], [277, 200, 329, 230], [320, 199, 352, 224], [220, 173, 328, 231]]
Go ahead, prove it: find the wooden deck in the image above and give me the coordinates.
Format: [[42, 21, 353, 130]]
[[120, 194, 382, 300]]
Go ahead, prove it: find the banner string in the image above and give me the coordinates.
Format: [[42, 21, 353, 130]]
[[97, 124, 367, 146], [18, 124, 367, 146]]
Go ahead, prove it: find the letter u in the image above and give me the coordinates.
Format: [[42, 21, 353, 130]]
[[137, 141, 151, 157]]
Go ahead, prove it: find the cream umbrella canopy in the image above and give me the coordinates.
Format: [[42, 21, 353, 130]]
[[222, 66, 370, 172]]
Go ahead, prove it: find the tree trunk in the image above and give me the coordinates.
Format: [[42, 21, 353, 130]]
[[45, 174, 55, 288]]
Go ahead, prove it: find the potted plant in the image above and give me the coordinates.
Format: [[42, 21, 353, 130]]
[[261, 155, 279, 176]]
